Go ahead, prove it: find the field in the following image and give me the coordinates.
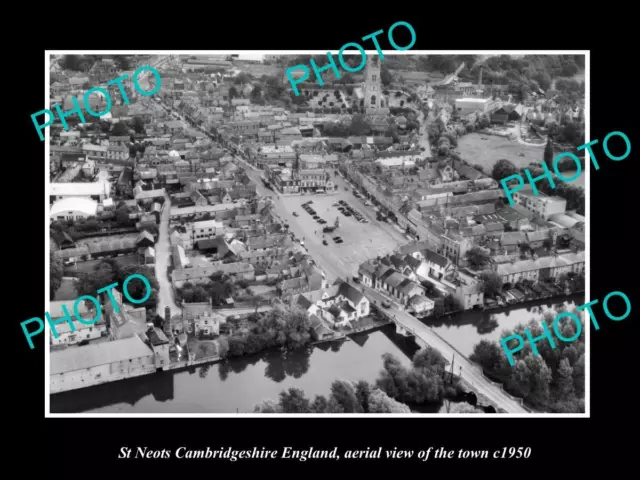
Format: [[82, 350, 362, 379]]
[[456, 133, 546, 171], [392, 69, 444, 84]]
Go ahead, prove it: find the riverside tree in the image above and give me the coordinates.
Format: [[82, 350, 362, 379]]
[[470, 309, 586, 412]]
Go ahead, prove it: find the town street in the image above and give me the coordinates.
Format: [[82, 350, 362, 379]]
[[154, 195, 182, 316], [357, 283, 529, 413]]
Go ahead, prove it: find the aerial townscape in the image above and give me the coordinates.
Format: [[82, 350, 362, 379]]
[[48, 53, 586, 415]]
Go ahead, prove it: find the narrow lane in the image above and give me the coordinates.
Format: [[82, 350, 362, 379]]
[[154, 196, 182, 316]]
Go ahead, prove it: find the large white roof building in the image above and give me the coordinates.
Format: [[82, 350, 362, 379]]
[[50, 197, 99, 221]]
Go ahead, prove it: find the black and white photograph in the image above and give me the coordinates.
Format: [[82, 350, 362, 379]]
[[45, 51, 588, 416]]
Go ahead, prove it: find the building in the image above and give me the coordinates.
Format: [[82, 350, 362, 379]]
[[495, 251, 585, 285], [491, 104, 523, 124], [362, 55, 386, 109], [511, 185, 567, 220], [299, 169, 331, 192], [192, 219, 225, 242], [48, 300, 107, 346], [441, 231, 474, 266], [50, 197, 99, 222], [50, 181, 111, 203], [296, 281, 370, 328], [49, 333, 165, 394], [454, 97, 501, 115]]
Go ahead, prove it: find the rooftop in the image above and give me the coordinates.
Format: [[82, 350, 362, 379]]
[[50, 197, 98, 217], [50, 334, 153, 375]]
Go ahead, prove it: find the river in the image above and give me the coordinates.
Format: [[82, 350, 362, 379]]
[[50, 296, 582, 413]]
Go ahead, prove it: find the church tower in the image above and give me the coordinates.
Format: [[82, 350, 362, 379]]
[[363, 55, 385, 109]]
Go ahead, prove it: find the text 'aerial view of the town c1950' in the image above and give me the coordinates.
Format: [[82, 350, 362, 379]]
[[47, 53, 586, 416]]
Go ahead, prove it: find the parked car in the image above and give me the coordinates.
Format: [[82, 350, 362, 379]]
[[382, 300, 391, 308], [323, 240, 328, 245], [292, 212, 299, 217]]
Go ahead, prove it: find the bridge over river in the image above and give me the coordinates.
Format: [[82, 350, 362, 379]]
[[357, 283, 529, 414]]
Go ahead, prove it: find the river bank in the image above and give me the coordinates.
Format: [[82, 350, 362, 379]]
[[50, 296, 580, 413]]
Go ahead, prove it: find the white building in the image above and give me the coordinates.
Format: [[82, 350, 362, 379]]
[[50, 180, 111, 203], [375, 156, 418, 170], [50, 197, 99, 222], [295, 281, 370, 328], [455, 97, 501, 115], [511, 185, 567, 220], [50, 334, 156, 394], [192, 219, 225, 242], [49, 300, 107, 346]]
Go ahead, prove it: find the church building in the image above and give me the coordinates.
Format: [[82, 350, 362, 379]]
[[362, 56, 387, 109]]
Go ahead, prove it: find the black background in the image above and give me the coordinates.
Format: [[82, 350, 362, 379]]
[[10, 12, 634, 475]]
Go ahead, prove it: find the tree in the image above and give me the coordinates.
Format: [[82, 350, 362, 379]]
[[253, 399, 281, 413], [465, 247, 490, 268], [440, 402, 484, 413], [367, 389, 411, 413], [250, 85, 262, 99], [113, 56, 130, 71], [330, 380, 364, 413], [50, 251, 64, 299], [349, 114, 372, 136], [543, 138, 554, 168], [491, 159, 517, 182], [310, 395, 329, 413], [477, 113, 491, 129], [112, 122, 130, 136], [519, 242, 532, 256], [217, 337, 229, 358], [354, 380, 372, 413], [115, 205, 133, 226], [479, 271, 503, 297], [61, 55, 83, 71], [228, 86, 238, 99], [132, 116, 146, 135], [278, 388, 311, 413], [380, 65, 393, 86], [556, 358, 575, 399], [470, 339, 505, 372], [412, 347, 447, 378], [234, 73, 251, 85]]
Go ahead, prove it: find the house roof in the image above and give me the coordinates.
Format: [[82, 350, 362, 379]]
[[50, 197, 98, 217], [338, 281, 364, 305], [50, 334, 152, 375]]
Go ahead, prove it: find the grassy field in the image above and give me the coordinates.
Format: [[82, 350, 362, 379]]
[[393, 69, 444, 83], [456, 133, 545, 171]]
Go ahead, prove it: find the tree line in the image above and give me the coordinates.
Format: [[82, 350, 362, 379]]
[[253, 347, 479, 413], [492, 157, 585, 215], [470, 307, 585, 413]]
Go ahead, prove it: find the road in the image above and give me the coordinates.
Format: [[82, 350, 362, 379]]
[[514, 122, 546, 147], [358, 283, 528, 413], [417, 110, 432, 155], [154, 195, 182, 317]]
